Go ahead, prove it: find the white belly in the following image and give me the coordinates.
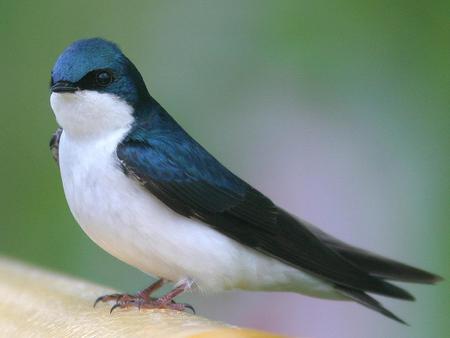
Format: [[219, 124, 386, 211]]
[[58, 129, 337, 297]]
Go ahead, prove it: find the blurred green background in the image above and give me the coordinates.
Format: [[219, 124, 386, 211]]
[[0, 1, 448, 337]]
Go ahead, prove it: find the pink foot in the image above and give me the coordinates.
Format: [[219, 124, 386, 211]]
[[93, 279, 194, 313]]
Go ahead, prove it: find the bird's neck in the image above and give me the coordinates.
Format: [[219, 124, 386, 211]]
[[51, 90, 135, 141], [130, 97, 185, 135]]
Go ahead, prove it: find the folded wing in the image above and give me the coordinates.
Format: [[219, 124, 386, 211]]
[[116, 121, 441, 323]]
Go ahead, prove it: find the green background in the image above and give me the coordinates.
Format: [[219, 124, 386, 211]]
[[0, 1, 448, 337]]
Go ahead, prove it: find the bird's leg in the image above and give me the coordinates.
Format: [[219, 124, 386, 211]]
[[94, 278, 166, 308], [136, 278, 166, 301], [94, 279, 194, 313], [140, 282, 192, 312]]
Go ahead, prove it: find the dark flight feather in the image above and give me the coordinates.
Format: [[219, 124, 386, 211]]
[[335, 285, 408, 324], [306, 223, 443, 284], [49, 127, 63, 165]]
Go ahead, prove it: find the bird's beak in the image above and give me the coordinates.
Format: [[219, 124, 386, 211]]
[[51, 81, 78, 93]]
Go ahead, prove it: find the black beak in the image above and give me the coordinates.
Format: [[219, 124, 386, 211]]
[[51, 81, 78, 93]]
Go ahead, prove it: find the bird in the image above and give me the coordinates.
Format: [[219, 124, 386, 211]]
[[49, 38, 442, 324]]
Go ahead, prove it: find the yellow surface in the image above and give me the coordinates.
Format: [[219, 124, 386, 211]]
[[192, 328, 287, 338], [0, 257, 289, 337]]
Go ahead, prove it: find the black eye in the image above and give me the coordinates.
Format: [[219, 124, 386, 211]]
[[95, 70, 113, 86]]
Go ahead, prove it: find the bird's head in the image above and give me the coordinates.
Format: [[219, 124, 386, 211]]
[[50, 38, 150, 137]]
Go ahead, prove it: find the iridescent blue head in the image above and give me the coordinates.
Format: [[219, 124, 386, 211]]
[[51, 38, 150, 106], [50, 38, 156, 136]]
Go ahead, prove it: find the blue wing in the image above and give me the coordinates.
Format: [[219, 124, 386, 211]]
[[116, 113, 413, 304]]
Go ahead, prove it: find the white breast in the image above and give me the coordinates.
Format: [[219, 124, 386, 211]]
[[52, 91, 338, 298]]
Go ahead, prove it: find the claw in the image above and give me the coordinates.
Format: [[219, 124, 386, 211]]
[[93, 298, 101, 308], [94, 296, 106, 308], [93, 293, 121, 308], [183, 303, 196, 314], [110, 303, 122, 314]]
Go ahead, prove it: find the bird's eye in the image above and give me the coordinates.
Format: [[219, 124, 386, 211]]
[[95, 70, 114, 86]]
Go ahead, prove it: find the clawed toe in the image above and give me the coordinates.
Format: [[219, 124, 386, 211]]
[[109, 302, 122, 314], [94, 293, 141, 312], [93, 279, 193, 314], [180, 303, 196, 314], [94, 293, 195, 313], [93, 293, 123, 308], [138, 299, 195, 313]]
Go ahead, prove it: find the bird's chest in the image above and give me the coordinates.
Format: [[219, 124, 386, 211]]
[[58, 131, 136, 243], [57, 131, 164, 268], [57, 131, 204, 281]]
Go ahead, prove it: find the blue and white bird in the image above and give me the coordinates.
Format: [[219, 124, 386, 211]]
[[49, 38, 441, 323]]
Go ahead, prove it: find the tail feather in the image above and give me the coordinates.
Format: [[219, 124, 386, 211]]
[[368, 279, 415, 301], [301, 221, 443, 323], [306, 223, 443, 284], [335, 285, 408, 325], [333, 246, 442, 284]]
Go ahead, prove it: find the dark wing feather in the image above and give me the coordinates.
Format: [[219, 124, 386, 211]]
[[49, 127, 63, 164], [117, 126, 413, 301], [306, 223, 442, 284], [335, 285, 408, 325]]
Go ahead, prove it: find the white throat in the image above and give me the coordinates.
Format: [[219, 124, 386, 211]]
[[50, 91, 134, 138]]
